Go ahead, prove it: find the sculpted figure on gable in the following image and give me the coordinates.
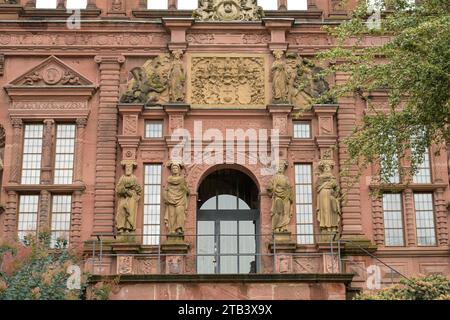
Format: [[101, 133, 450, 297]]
[[193, 0, 264, 22]]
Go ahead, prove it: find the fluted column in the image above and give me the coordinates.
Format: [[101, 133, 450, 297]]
[[9, 118, 23, 184]]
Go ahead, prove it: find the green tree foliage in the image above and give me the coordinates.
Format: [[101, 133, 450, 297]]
[[355, 274, 450, 300], [0, 233, 88, 300], [318, 0, 450, 182]]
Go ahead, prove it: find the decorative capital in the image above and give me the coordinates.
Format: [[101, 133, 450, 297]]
[[11, 118, 22, 128], [76, 118, 88, 128], [94, 55, 125, 65], [43, 119, 55, 126]]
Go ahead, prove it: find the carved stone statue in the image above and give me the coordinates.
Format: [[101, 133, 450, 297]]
[[168, 50, 186, 103], [115, 160, 142, 235], [193, 0, 264, 22], [317, 152, 341, 238], [271, 50, 289, 104], [267, 161, 293, 233], [164, 161, 190, 235], [120, 54, 171, 106], [285, 52, 335, 109]]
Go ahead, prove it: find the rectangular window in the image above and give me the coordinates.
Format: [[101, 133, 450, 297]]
[[287, 0, 307, 10], [382, 194, 404, 246], [380, 154, 400, 184], [258, 0, 278, 10], [36, 0, 57, 8], [17, 195, 40, 241], [145, 121, 163, 139], [50, 195, 72, 248], [54, 124, 76, 185], [413, 148, 431, 183], [21, 124, 44, 185], [414, 193, 436, 246], [293, 121, 311, 139], [143, 164, 162, 245], [147, 0, 168, 10], [295, 164, 314, 244]]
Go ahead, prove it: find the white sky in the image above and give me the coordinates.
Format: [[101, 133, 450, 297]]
[[35, 0, 308, 11]]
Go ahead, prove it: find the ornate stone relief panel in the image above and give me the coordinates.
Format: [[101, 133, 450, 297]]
[[187, 54, 268, 109], [193, 0, 264, 22], [8, 56, 92, 87]]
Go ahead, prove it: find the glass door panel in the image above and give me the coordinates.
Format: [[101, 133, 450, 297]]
[[220, 221, 238, 274], [239, 221, 256, 274], [197, 221, 216, 274]]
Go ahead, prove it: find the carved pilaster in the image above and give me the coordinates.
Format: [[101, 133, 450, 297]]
[[164, 103, 190, 159], [38, 190, 51, 232], [4, 190, 18, 239], [108, 0, 126, 16], [57, 0, 65, 9], [314, 104, 339, 157], [371, 194, 384, 246], [0, 53, 4, 76], [41, 119, 55, 185], [267, 104, 293, 160], [404, 188, 416, 246], [71, 190, 83, 248], [93, 55, 125, 235], [9, 118, 22, 184], [434, 185, 449, 246], [74, 118, 87, 183]]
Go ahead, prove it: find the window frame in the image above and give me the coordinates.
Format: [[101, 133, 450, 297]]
[[49, 194, 73, 248], [293, 121, 312, 139], [294, 163, 315, 245], [144, 120, 164, 139], [53, 123, 77, 185], [413, 193, 437, 247], [21, 123, 44, 185], [143, 163, 163, 245], [382, 193, 405, 247], [17, 194, 40, 242]]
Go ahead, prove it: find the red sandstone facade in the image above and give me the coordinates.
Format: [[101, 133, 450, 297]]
[[0, 0, 449, 300]]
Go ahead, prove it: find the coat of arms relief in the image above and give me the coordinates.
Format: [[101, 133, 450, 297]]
[[188, 55, 267, 108]]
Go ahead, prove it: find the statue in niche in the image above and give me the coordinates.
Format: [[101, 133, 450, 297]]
[[267, 161, 293, 233], [115, 160, 142, 235], [285, 52, 335, 109], [271, 50, 289, 104], [164, 161, 190, 235], [316, 151, 341, 238], [120, 54, 171, 106], [168, 50, 186, 103]]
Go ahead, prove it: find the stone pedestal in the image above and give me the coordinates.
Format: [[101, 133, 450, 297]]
[[112, 242, 141, 275], [161, 235, 189, 275], [268, 232, 297, 273]]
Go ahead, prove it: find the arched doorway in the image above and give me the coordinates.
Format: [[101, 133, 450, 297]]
[[197, 169, 260, 274]]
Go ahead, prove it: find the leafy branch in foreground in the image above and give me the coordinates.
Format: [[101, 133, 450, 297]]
[[317, 0, 450, 184]]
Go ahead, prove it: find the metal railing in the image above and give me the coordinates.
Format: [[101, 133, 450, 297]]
[[88, 232, 342, 275]]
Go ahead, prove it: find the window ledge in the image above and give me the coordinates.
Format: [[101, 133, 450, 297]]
[[20, 8, 101, 19], [4, 183, 86, 193], [132, 9, 323, 21], [369, 182, 447, 192]]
